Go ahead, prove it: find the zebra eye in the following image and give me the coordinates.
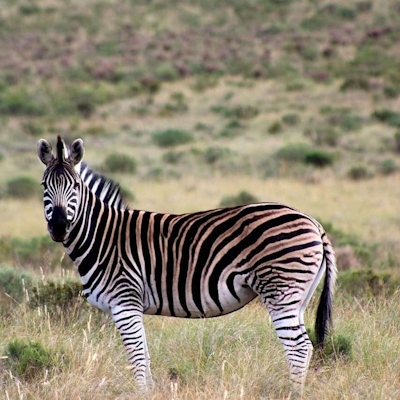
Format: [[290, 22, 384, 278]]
[[74, 181, 79, 189], [41, 181, 47, 189]]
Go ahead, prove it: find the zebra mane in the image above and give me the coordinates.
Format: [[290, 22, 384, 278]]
[[77, 161, 128, 210]]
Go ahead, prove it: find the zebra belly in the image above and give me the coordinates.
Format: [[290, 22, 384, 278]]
[[144, 283, 257, 318]]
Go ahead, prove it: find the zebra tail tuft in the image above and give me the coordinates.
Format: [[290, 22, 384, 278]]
[[315, 232, 337, 347]]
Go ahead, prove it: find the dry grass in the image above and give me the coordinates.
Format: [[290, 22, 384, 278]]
[[1, 294, 400, 399]]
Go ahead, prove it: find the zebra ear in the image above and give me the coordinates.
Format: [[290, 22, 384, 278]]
[[37, 139, 54, 166], [70, 138, 85, 165]]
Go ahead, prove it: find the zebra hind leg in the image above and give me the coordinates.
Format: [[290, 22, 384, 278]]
[[248, 275, 314, 396]]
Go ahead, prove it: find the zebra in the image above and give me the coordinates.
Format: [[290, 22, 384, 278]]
[[37, 136, 337, 395]]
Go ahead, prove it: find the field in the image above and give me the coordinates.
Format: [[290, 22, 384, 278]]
[[1, 0, 400, 399]]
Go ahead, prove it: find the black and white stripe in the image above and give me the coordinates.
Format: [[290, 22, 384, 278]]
[[38, 137, 337, 395]]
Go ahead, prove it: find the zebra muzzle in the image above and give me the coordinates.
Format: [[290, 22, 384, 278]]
[[48, 206, 70, 242]]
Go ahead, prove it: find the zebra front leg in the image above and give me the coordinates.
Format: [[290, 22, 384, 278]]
[[111, 305, 152, 392]]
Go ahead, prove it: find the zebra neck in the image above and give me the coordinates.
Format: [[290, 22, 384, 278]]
[[64, 186, 121, 277]]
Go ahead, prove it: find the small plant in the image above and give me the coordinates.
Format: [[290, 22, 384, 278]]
[[163, 150, 186, 165], [304, 150, 335, 167], [338, 269, 400, 297], [103, 153, 137, 173], [219, 191, 259, 207], [395, 131, 400, 153], [305, 126, 339, 146], [202, 146, 231, 165], [152, 129, 194, 147], [30, 279, 83, 313], [267, 121, 283, 135], [308, 329, 352, 360], [6, 176, 39, 199], [5, 339, 55, 380], [155, 62, 179, 81], [340, 76, 370, 92], [347, 165, 369, 180], [282, 113, 300, 126], [379, 159, 397, 175], [22, 121, 45, 137], [372, 109, 400, 128], [0, 266, 34, 303]]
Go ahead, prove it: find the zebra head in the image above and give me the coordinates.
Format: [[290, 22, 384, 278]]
[[37, 136, 85, 242]]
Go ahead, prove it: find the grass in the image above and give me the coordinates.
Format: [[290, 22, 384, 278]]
[[1, 292, 399, 399]]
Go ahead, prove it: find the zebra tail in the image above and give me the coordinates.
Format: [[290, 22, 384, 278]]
[[315, 230, 337, 347]]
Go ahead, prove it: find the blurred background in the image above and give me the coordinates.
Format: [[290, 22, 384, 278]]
[[0, 1, 400, 398], [1, 0, 399, 277]]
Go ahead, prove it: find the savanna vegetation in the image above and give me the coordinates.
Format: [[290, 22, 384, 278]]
[[0, 0, 400, 398]]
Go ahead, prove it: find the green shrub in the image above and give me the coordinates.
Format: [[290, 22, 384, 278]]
[[304, 150, 335, 167], [159, 92, 189, 116], [152, 129, 194, 147], [202, 146, 231, 165], [211, 105, 259, 120], [276, 143, 313, 163], [383, 85, 400, 99], [219, 191, 259, 207], [372, 109, 400, 128], [395, 131, 400, 153], [347, 165, 370, 180], [338, 269, 400, 297], [5, 339, 55, 380], [340, 76, 370, 91], [0, 87, 47, 116], [305, 126, 339, 146], [379, 159, 397, 175], [30, 279, 83, 312], [0, 236, 69, 269], [282, 113, 300, 126], [22, 121, 45, 137], [267, 121, 283, 134], [191, 75, 220, 92], [162, 150, 186, 165], [0, 266, 34, 302], [155, 62, 179, 81], [308, 329, 352, 360], [103, 153, 137, 173], [7, 176, 39, 199]]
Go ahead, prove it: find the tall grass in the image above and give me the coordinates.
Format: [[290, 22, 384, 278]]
[[1, 293, 399, 399]]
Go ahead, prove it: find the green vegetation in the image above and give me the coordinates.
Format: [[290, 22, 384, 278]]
[[152, 129, 194, 147], [219, 190, 259, 207], [103, 153, 137, 174], [5, 339, 56, 380], [276, 143, 334, 167], [6, 176, 39, 199]]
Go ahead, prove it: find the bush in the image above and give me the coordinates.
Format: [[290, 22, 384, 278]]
[[0, 266, 34, 302], [6, 176, 39, 199], [308, 329, 352, 360], [304, 150, 335, 167], [22, 121, 45, 137], [372, 109, 400, 128], [304, 126, 339, 146], [395, 131, 400, 153], [202, 146, 231, 165], [282, 113, 300, 126], [211, 105, 259, 120], [162, 150, 186, 165], [103, 153, 137, 173], [219, 191, 259, 207], [155, 62, 179, 81], [152, 129, 194, 147], [267, 121, 283, 134], [379, 159, 397, 175], [338, 269, 400, 297], [0, 87, 47, 116], [5, 339, 55, 380], [0, 236, 69, 269], [347, 165, 369, 180], [30, 279, 83, 313], [340, 76, 370, 92]]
